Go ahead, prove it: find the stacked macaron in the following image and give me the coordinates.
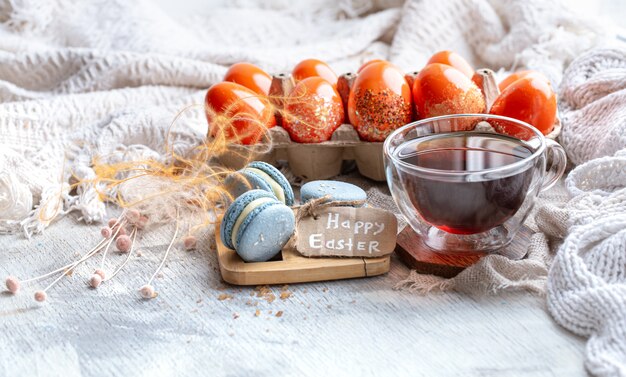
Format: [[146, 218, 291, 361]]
[[220, 190, 295, 262], [300, 180, 366, 206], [225, 161, 294, 205], [221, 161, 296, 262]]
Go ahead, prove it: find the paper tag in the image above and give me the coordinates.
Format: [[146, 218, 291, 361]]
[[296, 206, 397, 257]]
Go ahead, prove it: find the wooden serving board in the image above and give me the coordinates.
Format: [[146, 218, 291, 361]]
[[216, 226, 390, 286], [395, 225, 532, 278]]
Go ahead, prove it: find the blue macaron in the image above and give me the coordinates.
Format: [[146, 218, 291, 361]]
[[220, 189, 295, 262], [300, 180, 367, 205], [224, 170, 273, 200], [224, 161, 294, 206]]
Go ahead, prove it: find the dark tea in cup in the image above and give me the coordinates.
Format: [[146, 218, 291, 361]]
[[394, 132, 534, 234], [385, 114, 567, 253]]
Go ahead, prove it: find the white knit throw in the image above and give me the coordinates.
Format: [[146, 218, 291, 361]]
[[548, 48, 626, 377], [0, 0, 624, 375]]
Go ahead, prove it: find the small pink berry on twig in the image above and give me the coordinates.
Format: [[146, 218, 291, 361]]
[[125, 209, 141, 224], [34, 290, 47, 302], [5, 276, 20, 294], [94, 269, 106, 280], [116, 235, 132, 253], [115, 227, 127, 238], [100, 227, 112, 239], [136, 215, 149, 230], [139, 285, 155, 299], [183, 235, 197, 250], [108, 218, 118, 228], [89, 274, 102, 288]]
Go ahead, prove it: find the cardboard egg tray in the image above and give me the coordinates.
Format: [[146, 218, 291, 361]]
[[216, 68, 561, 182], [217, 124, 386, 181]]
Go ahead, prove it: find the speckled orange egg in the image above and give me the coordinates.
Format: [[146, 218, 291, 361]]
[[223, 62, 272, 96], [348, 62, 412, 142], [205, 82, 276, 145], [490, 75, 557, 136], [412, 63, 486, 124], [426, 50, 475, 79], [292, 59, 338, 87], [283, 77, 344, 143]]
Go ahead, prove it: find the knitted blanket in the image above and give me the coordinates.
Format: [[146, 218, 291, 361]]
[[0, 0, 624, 375]]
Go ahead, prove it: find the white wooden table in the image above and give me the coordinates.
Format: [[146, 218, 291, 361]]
[[6, 0, 626, 373], [0, 213, 585, 376]]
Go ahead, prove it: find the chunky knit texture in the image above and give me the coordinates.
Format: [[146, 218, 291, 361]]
[[0, 0, 624, 375], [548, 49, 626, 376], [559, 48, 626, 165]]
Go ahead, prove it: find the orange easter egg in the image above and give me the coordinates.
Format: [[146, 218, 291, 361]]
[[357, 59, 390, 73], [205, 82, 276, 145], [498, 70, 550, 92], [426, 50, 474, 79], [412, 63, 486, 124], [490, 75, 557, 136], [292, 59, 338, 87], [348, 62, 412, 141], [283, 77, 344, 143], [223, 62, 272, 96]]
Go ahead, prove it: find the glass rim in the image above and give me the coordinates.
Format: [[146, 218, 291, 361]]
[[383, 113, 547, 177]]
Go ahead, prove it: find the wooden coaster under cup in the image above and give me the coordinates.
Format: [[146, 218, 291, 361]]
[[395, 225, 532, 278]]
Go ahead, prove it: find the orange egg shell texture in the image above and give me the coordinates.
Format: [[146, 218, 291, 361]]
[[205, 81, 276, 145], [498, 70, 549, 92], [223, 62, 272, 96], [348, 63, 412, 142], [283, 77, 344, 143], [357, 59, 390, 73], [490, 76, 557, 136], [292, 59, 338, 87], [412, 63, 486, 123], [426, 50, 475, 79]]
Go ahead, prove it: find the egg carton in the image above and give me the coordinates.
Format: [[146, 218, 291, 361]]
[[217, 124, 385, 181], [216, 69, 561, 182]]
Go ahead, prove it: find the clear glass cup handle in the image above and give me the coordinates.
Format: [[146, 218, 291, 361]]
[[541, 139, 567, 192]]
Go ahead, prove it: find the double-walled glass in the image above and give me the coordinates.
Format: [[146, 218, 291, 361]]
[[384, 114, 566, 253]]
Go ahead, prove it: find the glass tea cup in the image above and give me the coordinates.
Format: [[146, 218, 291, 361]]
[[383, 114, 567, 253]]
